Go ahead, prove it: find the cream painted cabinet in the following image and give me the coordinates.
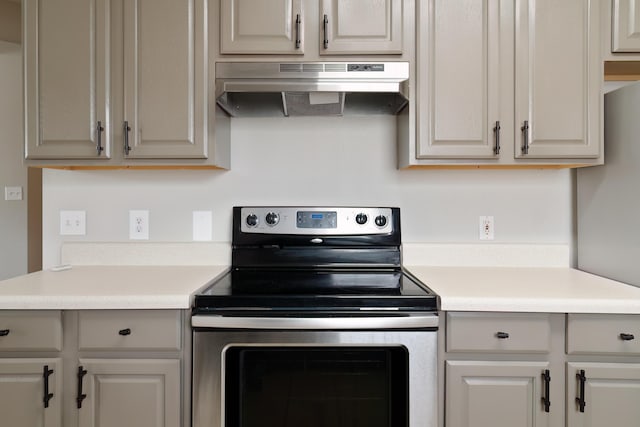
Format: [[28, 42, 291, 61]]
[[442, 312, 563, 427], [410, 0, 602, 167], [24, 0, 228, 167], [566, 314, 640, 427], [219, 0, 403, 56], [612, 0, 640, 52], [567, 363, 640, 427], [122, 0, 209, 159], [320, 0, 403, 54], [77, 359, 180, 427], [416, 0, 506, 159], [514, 0, 601, 159], [446, 361, 552, 427], [220, 0, 304, 54], [0, 359, 62, 427], [23, 0, 111, 160]]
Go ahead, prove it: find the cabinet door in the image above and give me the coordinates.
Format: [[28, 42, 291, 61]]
[[123, 0, 208, 159], [220, 0, 304, 54], [514, 0, 601, 159], [0, 358, 62, 427], [612, 0, 640, 52], [320, 0, 402, 54], [23, 0, 110, 160], [417, 0, 505, 159], [446, 361, 552, 427], [568, 362, 640, 427], [78, 359, 180, 427]]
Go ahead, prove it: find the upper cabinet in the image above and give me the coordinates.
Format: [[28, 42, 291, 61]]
[[24, 0, 110, 160], [612, 0, 640, 52], [220, 0, 305, 54], [320, 0, 403, 55], [23, 0, 229, 168], [405, 0, 603, 168], [218, 0, 404, 57]]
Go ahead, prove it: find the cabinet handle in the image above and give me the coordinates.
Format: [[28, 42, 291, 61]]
[[76, 366, 88, 409], [123, 121, 132, 155], [0, 329, 10, 336], [541, 369, 551, 413], [118, 328, 132, 336], [96, 121, 105, 156], [521, 120, 529, 155], [323, 14, 328, 49], [576, 369, 586, 413], [620, 333, 635, 341], [493, 121, 501, 155], [43, 365, 54, 409], [295, 14, 301, 49], [495, 331, 509, 339]]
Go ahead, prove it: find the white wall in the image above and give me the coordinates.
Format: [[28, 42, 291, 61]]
[[0, 41, 27, 279], [42, 116, 572, 268]]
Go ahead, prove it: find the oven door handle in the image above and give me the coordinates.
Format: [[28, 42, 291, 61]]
[[191, 314, 439, 330]]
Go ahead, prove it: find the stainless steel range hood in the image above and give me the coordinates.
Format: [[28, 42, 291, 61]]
[[215, 62, 409, 117]]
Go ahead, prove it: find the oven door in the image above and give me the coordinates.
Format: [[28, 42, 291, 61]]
[[192, 315, 437, 427]]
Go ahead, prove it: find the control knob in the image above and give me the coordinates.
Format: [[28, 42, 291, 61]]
[[375, 215, 387, 227], [355, 213, 368, 225], [246, 214, 258, 227], [265, 212, 280, 226]]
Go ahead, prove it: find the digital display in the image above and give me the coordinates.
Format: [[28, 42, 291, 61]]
[[297, 211, 337, 229]]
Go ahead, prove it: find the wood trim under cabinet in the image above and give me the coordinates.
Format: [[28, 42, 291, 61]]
[[605, 61, 640, 81]]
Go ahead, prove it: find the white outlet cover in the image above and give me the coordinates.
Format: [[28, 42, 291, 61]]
[[129, 210, 149, 240], [193, 211, 213, 241], [479, 215, 495, 240], [60, 210, 86, 236]]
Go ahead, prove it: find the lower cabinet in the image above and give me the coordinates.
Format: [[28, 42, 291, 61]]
[[446, 361, 551, 427], [567, 362, 640, 427], [0, 358, 62, 427], [443, 312, 640, 427], [566, 313, 640, 427], [78, 359, 180, 427], [0, 310, 188, 427]]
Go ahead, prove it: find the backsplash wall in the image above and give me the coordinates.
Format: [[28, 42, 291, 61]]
[[42, 116, 571, 268]]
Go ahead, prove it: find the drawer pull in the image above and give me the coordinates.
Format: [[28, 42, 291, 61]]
[[620, 333, 635, 341], [0, 329, 10, 337], [76, 366, 88, 409], [118, 328, 132, 336], [43, 365, 54, 409], [495, 331, 510, 339], [541, 369, 551, 413], [576, 370, 586, 413]]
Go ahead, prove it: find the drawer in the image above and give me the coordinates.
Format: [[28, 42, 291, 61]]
[[0, 311, 62, 351], [446, 312, 551, 353], [78, 310, 181, 351], [567, 314, 640, 355]]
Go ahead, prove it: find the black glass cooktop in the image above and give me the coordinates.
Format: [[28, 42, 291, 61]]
[[193, 269, 438, 314]]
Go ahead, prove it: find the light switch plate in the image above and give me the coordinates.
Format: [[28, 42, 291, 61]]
[[4, 186, 23, 201], [60, 210, 86, 235], [193, 210, 213, 241]]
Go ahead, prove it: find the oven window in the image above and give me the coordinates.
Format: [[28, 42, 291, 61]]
[[225, 347, 408, 427]]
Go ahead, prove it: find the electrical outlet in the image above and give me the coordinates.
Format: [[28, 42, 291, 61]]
[[4, 186, 23, 201], [60, 210, 86, 235], [129, 210, 149, 240], [479, 216, 494, 240]]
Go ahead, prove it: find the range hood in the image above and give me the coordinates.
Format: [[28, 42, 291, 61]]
[[215, 62, 409, 117]]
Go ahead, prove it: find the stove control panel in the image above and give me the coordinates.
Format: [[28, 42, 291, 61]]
[[240, 207, 394, 235]]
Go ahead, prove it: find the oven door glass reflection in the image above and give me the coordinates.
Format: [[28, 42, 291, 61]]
[[225, 347, 409, 427]]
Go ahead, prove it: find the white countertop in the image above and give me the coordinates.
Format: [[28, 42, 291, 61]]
[[0, 265, 228, 310], [406, 266, 640, 314]]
